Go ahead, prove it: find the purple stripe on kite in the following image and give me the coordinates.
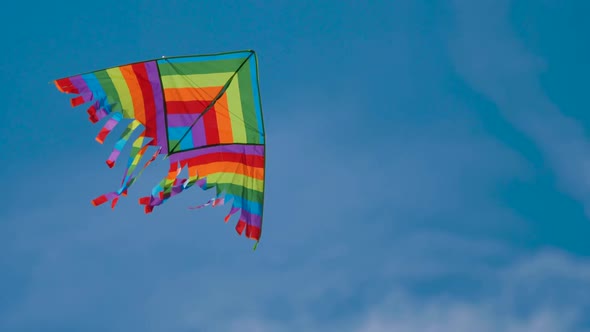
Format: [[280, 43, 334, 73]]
[[103, 192, 120, 200], [77, 92, 94, 103], [70, 76, 92, 101], [167, 113, 198, 127], [107, 149, 120, 163], [169, 183, 184, 195], [103, 117, 119, 130], [144, 182, 186, 208], [225, 206, 240, 220], [146, 61, 167, 153], [192, 118, 207, 148], [196, 178, 207, 187], [169, 144, 264, 162], [147, 196, 163, 206], [240, 209, 262, 228], [96, 108, 109, 121]]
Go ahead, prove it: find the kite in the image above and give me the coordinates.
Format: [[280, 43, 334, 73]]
[[54, 50, 266, 248]]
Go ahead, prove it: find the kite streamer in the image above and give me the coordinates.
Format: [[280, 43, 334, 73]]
[[54, 50, 266, 245]]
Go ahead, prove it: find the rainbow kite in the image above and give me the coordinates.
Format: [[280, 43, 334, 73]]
[[54, 50, 266, 247]]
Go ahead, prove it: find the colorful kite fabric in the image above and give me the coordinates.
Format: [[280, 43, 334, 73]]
[[54, 50, 266, 245]]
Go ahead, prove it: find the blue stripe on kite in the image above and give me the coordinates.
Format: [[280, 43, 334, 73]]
[[226, 194, 262, 215], [151, 183, 163, 196], [157, 52, 252, 64], [82, 73, 105, 100]]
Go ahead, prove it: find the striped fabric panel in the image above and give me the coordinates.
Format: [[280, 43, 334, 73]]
[[170, 144, 265, 240], [54, 61, 167, 152], [157, 52, 264, 154]]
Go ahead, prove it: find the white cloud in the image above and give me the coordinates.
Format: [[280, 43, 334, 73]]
[[447, 0, 590, 217], [202, 250, 590, 332], [355, 300, 575, 332], [352, 250, 590, 332]]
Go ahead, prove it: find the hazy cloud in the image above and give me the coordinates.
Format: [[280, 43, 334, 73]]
[[448, 0, 590, 216]]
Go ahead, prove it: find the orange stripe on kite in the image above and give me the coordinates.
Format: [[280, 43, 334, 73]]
[[120, 65, 146, 124], [188, 161, 264, 180], [163, 86, 223, 102], [214, 93, 234, 143]]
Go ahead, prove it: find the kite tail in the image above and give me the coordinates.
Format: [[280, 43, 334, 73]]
[[226, 194, 262, 242], [105, 120, 142, 168], [91, 131, 159, 209], [95, 112, 122, 144], [187, 181, 227, 210], [87, 100, 116, 124], [138, 162, 185, 213], [188, 196, 225, 210], [176, 158, 263, 242], [175, 180, 262, 248]]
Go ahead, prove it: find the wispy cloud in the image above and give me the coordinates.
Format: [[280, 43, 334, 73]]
[[447, 0, 590, 217], [357, 248, 590, 332], [191, 250, 590, 332]]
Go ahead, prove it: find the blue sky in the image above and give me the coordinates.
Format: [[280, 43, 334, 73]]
[[1, 0, 590, 331]]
